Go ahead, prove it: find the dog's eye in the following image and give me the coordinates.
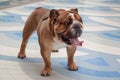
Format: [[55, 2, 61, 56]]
[[64, 21, 72, 26]]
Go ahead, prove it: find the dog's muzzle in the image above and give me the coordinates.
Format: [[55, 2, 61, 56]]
[[60, 22, 83, 46]]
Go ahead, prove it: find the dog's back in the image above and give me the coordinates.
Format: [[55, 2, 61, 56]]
[[23, 7, 50, 34]]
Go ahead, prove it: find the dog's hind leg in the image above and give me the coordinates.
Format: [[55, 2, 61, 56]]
[[52, 50, 59, 52], [18, 12, 38, 59]]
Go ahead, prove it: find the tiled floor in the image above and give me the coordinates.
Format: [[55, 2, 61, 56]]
[[0, 0, 120, 80], [0, 0, 41, 9]]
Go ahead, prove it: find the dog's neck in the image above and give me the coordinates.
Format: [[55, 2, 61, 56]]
[[45, 18, 55, 38]]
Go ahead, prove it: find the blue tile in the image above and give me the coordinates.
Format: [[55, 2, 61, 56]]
[[78, 66, 120, 77], [85, 57, 109, 66], [1, 31, 38, 42], [60, 62, 120, 78], [101, 31, 120, 41], [0, 13, 24, 24]]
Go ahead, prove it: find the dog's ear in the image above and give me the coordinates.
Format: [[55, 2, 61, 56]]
[[71, 8, 83, 23], [70, 8, 78, 13], [48, 9, 59, 37], [49, 9, 59, 23]]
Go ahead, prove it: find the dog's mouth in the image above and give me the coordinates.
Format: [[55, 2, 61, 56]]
[[61, 36, 83, 46]]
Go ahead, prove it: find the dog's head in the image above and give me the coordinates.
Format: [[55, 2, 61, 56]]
[[48, 8, 83, 46]]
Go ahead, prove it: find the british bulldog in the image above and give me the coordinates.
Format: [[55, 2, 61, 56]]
[[18, 7, 83, 76]]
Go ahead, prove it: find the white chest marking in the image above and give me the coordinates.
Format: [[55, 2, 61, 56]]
[[52, 39, 67, 50]]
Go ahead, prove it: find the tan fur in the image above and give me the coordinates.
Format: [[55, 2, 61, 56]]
[[18, 7, 82, 76]]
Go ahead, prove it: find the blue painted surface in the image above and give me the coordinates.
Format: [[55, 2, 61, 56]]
[[0, 13, 24, 24], [0, 0, 9, 6], [1, 31, 38, 42], [52, 0, 76, 3], [85, 57, 109, 66], [77, 67, 120, 77], [13, 32, 38, 42], [101, 31, 120, 41], [0, 53, 120, 78]]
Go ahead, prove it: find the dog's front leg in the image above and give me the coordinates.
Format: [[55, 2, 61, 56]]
[[40, 49, 52, 76], [66, 46, 78, 71]]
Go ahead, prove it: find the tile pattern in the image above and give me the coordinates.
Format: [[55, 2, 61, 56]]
[[0, 0, 120, 80], [0, 0, 41, 9]]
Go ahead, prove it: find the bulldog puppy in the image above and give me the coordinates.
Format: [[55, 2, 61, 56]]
[[18, 7, 83, 76]]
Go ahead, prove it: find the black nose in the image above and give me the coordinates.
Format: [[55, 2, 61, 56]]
[[73, 24, 82, 36], [73, 24, 80, 30]]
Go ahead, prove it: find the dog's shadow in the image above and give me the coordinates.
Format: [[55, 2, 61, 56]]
[[0, 55, 80, 79], [19, 57, 77, 80]]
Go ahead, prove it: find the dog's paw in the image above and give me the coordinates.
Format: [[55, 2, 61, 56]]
[[68, 62, 78, 71], [52, 50, 59, 52], [41, 68, 52, 76], [17, 52, 26, 59]]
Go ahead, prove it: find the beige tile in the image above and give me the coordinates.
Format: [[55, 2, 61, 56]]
[[0, 78, 14, 80], [0, 69, 8, 74], [8, 69, 25, 75], [0, 73, 13, 79], [12, 74, 32, 80]]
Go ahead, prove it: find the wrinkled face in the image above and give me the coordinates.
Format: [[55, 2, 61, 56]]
[[49, 8, 83, 46]]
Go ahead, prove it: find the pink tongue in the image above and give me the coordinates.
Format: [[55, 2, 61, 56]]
[[70, 38, 84, 46]]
